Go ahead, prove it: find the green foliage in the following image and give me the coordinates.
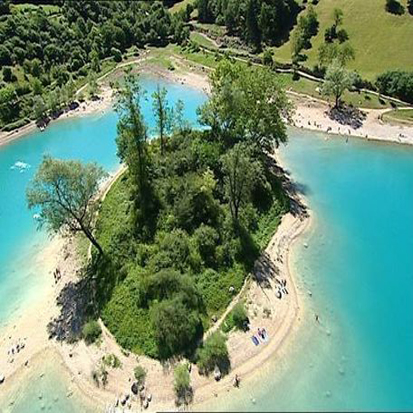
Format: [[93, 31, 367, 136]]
[[199, 60, 292, 152], [150, 296, 202, 359], [174, 363, 192, 406], [134, 365, 147, 385], [321, 59, 355, 108], [291, 5, 319, 58], [222, 142, 259, 222], [376, 71, 413, 104], [96, 71, 288, 360], [385, 0, 405, 15], [197, 0, 300, 48], [222, 301, 249, 333], [102, 353, 122, 369], [26, 156, 107, 254], [196, 332, 230, 375], [262, 49, 273, 66], [82, 320, 102, 344]]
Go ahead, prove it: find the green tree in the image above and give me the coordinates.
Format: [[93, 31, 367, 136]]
[[27, 156, 107, 255], [90, 49, 101, 73], [174, 364, 192, 406], [333, 8, 344, 27], [196, 332, 230, 375], [133, 365, 146, 385], [408, 0, 413, 14], [0, 45, 12, 66], [321, 59, 355, 108], [245, 0, 261, 50], [31, 78, 43, 95], [318, 41, 355, 67], [199, 60, 292, 152], [88, 72, 100, 98], [33, 96, 47, 121], [0, 85, 19, 124], [221, 143, 257, 223], [2, 66, 13, 82], [152, 84, 173, 155], [115, 71, 155, 237], [150, 297, 201, 358], [262, 49, 273, 66]]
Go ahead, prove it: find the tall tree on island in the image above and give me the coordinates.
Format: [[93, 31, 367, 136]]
[[152, 84, 173, 155], [199, 60, 293, 153], [27, 156, 106, 255], [115, 71, 158, 239], [221, 143, 259, 223]]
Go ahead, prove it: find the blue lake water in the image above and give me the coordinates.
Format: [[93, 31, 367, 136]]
[[206, 129, 413, 412], [1, 78, 413, 412]]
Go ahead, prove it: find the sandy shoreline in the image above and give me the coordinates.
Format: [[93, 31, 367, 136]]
[[1, 50, 412, 149]]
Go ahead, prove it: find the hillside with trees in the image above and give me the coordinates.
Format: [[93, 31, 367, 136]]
[[0, 0, 189, 130]]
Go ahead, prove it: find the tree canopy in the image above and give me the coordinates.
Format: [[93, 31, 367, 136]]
[[199, 60, 293, 152], [27, 156, 106, 254]]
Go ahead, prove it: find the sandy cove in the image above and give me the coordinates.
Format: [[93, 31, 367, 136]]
[[290, 93, 413, 146]]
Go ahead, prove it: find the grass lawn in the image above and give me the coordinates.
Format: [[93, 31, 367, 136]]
[[272, 0, 413, 80], [382, 109, 413, 126], [190, 32, 218, 49], [11, 3, 60, 15], [169, 0, 195, 13]]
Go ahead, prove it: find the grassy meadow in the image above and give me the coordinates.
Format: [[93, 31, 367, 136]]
[[272, 0, 413, 80]]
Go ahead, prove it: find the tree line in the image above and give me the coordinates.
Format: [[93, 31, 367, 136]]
[[197, 0, 301, 51], [0, 0, 189, 129]]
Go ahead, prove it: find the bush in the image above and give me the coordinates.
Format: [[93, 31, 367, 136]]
[[82, 320, 102, 344], [376, 70, 413, 103], [262, 49, 273, 67], [222, 301, 249, 333], [174, 363, 192, 406], [102, 353, 121, 368], [111, 47, 122, 62], [134, 365, 146, 385], [196, 332, 230, 375], [2, 118, 30, 132], [385, 0, 405, 15]]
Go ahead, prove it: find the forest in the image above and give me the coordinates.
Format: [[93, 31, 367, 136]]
[[0, 0, 189, 129]]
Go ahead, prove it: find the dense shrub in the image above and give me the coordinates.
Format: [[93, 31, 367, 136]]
[[134, 365, 146, 385], [222, 301, 249, 333], [82, 320, 102, 344], [174, 364, 192, 406], [376, 71, 413, 103], [196, 332, 230, 375]]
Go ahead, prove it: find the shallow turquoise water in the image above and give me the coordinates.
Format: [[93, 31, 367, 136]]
[[2, 83, 413, 411], [207, 129, 413, 411], [0, 77, 206, 411]]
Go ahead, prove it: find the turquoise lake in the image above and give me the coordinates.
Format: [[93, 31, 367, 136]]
[[206, 129, 413, 412], [1, 78, 413, 411]]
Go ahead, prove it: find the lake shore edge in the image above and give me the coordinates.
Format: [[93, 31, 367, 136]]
[[1, 53, 413, 150]]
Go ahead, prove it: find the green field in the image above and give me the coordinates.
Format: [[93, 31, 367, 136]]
[[11, 2, 60, 15], [382, 109, 413, 125], [169, 0, 195, 14], [272, 0, 413, 80]]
